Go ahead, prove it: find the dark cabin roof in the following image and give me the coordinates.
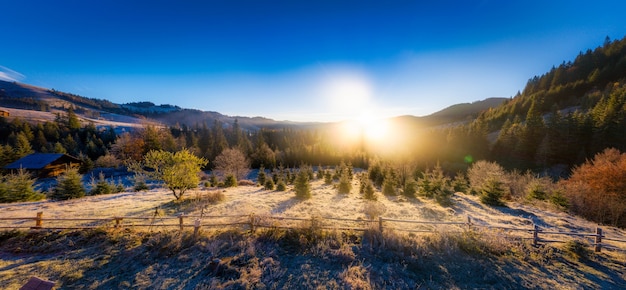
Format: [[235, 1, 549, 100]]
[[4, 153, 81, 170]]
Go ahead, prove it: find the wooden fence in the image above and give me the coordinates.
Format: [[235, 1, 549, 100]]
[[1, 212, 626, 253]]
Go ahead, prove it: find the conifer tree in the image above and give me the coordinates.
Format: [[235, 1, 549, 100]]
[[337, 171, 352, 194], [50, 167, 86, 200], [257, 165, 267, 186], [362, 178, 377, 201], [294, 168, 311, 199], [0, 168, 44, 203], [13, 132, 33, 159], [264, 177, 275, 190], [480, 178, 506, 206], [382, 174, 396, 196]]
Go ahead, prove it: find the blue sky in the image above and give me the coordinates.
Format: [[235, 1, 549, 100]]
[[2, 1, 626, 122]]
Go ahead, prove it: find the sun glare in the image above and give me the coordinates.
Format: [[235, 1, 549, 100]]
[[340, 111, 390, 146], [357, 112, 389, 141]]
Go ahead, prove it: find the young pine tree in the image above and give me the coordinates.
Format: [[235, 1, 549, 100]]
[[324, 170, 333, 185], [316, 165, 324, 180], [257, 166, 267, 186], [224, 174, 238, 188], [294, 169, 311, 199], [480, 178, 506, 206], [89, 172, 113, 195], [362, 178, 377, 201], [382, 174, 396, 196], [264, 178, 275, 190], [337, 171, 352, 194], [402, 177, 418, 198], [0, 169, 44, 203], [50, 167, 85, 200], [276, 178, 287, 191]]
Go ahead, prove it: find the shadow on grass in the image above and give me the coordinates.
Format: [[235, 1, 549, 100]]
[[493, 206, 547, 227], [271, 196, 303, 215], [158, 190, 225, 215]]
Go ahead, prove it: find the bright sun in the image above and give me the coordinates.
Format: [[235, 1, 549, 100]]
[[356, 111, 389, 141], [340, 111, 390, 144], [321, 68, 393, 145]]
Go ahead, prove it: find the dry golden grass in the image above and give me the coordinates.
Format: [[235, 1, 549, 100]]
[[1, 178, 626, 289]]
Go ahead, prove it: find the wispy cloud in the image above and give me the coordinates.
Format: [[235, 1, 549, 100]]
[[0, 65, 25, 82]]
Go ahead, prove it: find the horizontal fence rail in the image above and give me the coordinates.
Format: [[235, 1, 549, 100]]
[[1, 212, 626, 253]]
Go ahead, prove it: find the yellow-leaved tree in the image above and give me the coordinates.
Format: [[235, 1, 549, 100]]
[[130, 148, 207, 200]]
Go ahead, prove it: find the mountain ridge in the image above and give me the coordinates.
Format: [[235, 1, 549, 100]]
[[0, 80, 505, 130]]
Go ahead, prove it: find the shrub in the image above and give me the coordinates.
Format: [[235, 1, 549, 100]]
[[480, 178, 506, 206], [209, 173, 218, 187], [467, 160, 507, 192], [223, 174, 238, 188], [94, 153, 121, 168], [264, 178, 275, 190], [561, 148, 626, 226], [50, 167, 85, 200], [205, 191, 225, 204], [363, 201, 385, 220], [238, 180, 255, 186], [562, 240, 591, 260], [294, 169, 311, 199]]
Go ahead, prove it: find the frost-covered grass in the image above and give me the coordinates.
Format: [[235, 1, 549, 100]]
[[3, 178, 622, 237], [1, 178, 626, 289], [1, 225, 625, 289]]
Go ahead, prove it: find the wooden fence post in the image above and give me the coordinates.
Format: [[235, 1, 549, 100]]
[[533, 224, 539, 246], [249, 214, 256, 233], [193, 219, 201, 238], [115, 217, 123, 228], [179, 215, 185, 232], [378, 217, 384, 232], [35, 212, 43, 228], [595, 227, 602, 253]]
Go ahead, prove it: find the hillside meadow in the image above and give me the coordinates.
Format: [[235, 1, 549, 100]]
[[1, 179, 626, 289]]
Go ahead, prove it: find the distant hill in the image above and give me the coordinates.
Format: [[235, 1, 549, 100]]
[[423, 97, 508, 125], [1, 80, 504, 131], [477, 35, 626, 130], [467, 35, 626, 171]]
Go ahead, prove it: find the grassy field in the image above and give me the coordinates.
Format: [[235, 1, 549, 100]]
[[1, 179, 626, 289]]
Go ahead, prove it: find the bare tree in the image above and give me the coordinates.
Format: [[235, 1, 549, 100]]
[[213, 148, 250, 180]]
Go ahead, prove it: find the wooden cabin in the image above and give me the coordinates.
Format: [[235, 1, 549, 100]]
[[3, 153, 82, 178], [0, 110, 9, 117]]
